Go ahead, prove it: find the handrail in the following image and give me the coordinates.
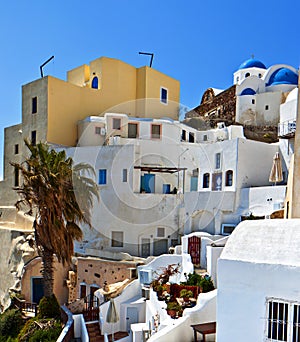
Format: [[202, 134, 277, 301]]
[[12, 296, 38, 316]]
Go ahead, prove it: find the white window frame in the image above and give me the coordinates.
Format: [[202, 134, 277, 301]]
[[265, 297, 300, 341]]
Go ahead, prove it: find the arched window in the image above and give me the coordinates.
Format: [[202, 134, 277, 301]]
[[203, 173, 210, 188], [225, 170, 233, 186], [91, 76, 98, 89]]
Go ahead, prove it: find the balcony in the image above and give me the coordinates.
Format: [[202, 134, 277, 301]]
[[278, 120, 296, 138]]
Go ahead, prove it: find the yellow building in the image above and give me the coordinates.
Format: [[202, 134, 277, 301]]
[[23, 56, 180, 147], [0, 56, 180, 205]]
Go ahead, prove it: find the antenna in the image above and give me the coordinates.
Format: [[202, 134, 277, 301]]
[[139, 52, 154, 68], [40, 55, 54, 78]]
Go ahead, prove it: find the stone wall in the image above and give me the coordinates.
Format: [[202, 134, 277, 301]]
[[76, 257, 139, 297], [186, 86, 236, 127]]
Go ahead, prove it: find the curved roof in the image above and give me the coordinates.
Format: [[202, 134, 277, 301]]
[[239, 58, 267, 70], [240, 88, 256, 96], [267, 68, 298, 86], [286, 88, 298, 102], [220, 219, 300, 267]]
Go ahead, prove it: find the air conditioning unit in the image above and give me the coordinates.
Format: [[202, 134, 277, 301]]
[[139, 269, 152, 285], [142, 287, 150, 300], [100, 127, 106, 136], [221, 224, 236, 235]]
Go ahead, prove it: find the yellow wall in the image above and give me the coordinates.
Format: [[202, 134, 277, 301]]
[[36, 56, 180, 146]]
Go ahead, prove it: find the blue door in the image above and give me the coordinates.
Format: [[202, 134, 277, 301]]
[[32, 277, 44, 304], [163, 184, 171, 194], [142, 174, 155, 193]]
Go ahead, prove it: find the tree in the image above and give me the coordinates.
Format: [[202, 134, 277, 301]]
[[11, 140, 99, 299]]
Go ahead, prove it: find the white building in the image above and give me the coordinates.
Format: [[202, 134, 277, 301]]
[[217, 219, 300, 342], [65, 113, 287, 259]]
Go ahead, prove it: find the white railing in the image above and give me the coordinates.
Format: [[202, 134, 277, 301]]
[[278, 120, 296, 138]]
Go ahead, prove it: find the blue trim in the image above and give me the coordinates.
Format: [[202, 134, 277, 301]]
[[241, 88, 256, 96]]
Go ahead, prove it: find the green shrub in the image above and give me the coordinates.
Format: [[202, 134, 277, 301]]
[[179, 289, 193, 298], [28, 321, 61, 342], [181, 272, 215, 292], [18, 318, 61, 342], [0, 309, 24, 339], [37, 295, 60, 320], [199, 275, 215, 293]]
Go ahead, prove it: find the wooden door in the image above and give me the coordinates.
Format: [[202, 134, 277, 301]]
[[188, 236, 201, 266]]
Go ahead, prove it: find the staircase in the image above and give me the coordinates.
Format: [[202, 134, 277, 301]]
[[86, 322, 101, 342]]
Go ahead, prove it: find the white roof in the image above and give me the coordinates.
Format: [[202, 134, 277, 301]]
[[220, 219, 300, 267], [211, 88, 224, 95]]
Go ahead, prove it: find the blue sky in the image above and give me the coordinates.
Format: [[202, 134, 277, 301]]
[[0, 0, 299, 177]]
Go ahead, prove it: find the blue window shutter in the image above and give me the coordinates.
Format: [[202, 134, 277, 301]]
[[99, 169, 107, 184]]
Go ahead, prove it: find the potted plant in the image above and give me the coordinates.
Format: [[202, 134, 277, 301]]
[[179, 289, 193, 302], [166, 301, 181, 319]]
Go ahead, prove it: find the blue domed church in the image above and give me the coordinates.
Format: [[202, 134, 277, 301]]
[[186, 57, 298, 142]]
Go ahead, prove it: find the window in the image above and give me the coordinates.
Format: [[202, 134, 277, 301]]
[[31, 131, 36, 146], [236, 76, 239, 82], [14, 144, 19, 155], [151, 124, 161, 139], [266, 298, 300, 341], [113, 118, 121, 130], [160, 88, 168, 104], [98, 169, 107, 185], [91, 76, 98, 89], [252, 99, 255, 104], [259, 73, 262, 78], [111, 231, 123, 247], [128, 123, 138, 138], [225, 170, 233, 186], [32, 97, 37, 114], [221, 224, 236, 235], [14, 166, 19, 187], [245, 72, 250, 78], [181, 130, 186, 141], [189, 132, 195, 143], [157, 227, 165, 238], [203, 135, 208, 141], [80, 284, 86, 298], [265, 105, 269, 110], [122, 169, 127, 182], [95, 127, 101, 135], [203, 173, 210, 188], [215, 153, 221, 169]]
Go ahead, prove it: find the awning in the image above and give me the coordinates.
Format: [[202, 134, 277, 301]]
[[134, 166, 187, 174]]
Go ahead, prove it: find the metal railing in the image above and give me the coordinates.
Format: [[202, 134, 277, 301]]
[[12, 296, 38, 316], [278, 120, 296, 138]]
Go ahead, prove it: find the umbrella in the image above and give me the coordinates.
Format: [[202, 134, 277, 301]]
[[269, 152, 283, 185], [106, 298, 119, 341]]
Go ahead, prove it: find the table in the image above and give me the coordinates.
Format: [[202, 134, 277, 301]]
[[191, 322, 216, 342]]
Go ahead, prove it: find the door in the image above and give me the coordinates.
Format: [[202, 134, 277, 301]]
[[188, 236, 201, 266], [190, 176, 198, 191], [163, 184, 171, 194], [143, 174, 155, 193], [153, 239, 168, 256], [126, 307, 138, 333], [128, 123, 138, 138], [141, 238, 150, 258], [32, 277, 44, 304]]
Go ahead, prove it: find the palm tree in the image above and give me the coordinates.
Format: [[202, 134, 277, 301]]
[[11, 140, 99, 298]]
